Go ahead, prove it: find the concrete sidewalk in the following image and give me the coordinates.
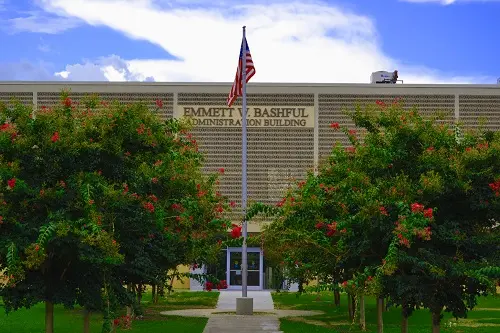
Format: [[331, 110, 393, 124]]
[[203, 290, 281, 333], [216, 290, 275, 310]]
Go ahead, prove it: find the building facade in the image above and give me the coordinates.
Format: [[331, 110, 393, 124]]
[[1, 82, 500, 290]]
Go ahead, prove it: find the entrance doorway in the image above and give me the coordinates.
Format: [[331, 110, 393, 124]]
[[226, 247, 263, 290]]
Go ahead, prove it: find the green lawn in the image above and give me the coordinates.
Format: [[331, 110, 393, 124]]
[[0, 291, 219, 333], [272, 291, 500, 333]]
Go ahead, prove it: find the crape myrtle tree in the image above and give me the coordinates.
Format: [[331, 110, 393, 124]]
[[0, 93, 230, 333], [258, 100, 500, 332]]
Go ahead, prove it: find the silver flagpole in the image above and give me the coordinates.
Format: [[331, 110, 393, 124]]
[[241, 25, 248, 299]]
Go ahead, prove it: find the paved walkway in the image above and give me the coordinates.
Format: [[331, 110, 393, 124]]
[[204, 291, 280, 333], [160, 290, 323, 332], [216, 290, 275, 310]]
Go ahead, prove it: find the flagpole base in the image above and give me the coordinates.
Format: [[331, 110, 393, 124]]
[[236, 297, 253, 315]]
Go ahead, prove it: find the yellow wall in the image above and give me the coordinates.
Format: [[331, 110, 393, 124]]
[[171, 265, 191, 289]]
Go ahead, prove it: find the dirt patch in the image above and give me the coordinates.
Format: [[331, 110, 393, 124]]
[[286, 316, 351, 327]]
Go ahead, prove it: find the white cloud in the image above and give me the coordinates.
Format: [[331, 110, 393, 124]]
[[54, 55, 155, 81], [36, 0, 492, 84], [7, 11, 81, 34]]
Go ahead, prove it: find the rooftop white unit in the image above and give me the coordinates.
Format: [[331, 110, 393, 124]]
[[371, 70, 401, 84]]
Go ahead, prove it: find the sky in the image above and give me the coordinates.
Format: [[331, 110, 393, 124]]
[[0, 0, 499, 83]]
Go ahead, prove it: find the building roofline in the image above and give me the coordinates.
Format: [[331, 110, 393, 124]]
[[0, 81, 499, 89]]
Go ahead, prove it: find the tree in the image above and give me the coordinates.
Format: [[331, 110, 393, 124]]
[[0, 93, 230, 332], [258, 100, 500, 332]]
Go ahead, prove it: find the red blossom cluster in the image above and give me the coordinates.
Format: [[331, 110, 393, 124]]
[[489, 179, 500, 197], [63, 97, 72, 107], [316, 221, 339, 237], [231, 225, 242, 238], [171, 203, 184, 212], [155, 99, 163, 108], [345, 146, 356, 154], [411, 202, 433, 219], [51, 132, 60, 143], [330, 122, 340, 129], [113, 315, 132, 329], [136, 123, 146, 135], [143, 202, 155, 213], [7, 178, 16, 189], [415, 226, 432, 241], [376, 100, 386, 107], [216, 280, 228, 290], [205, 281, 213, 291], [380, 206, 389, 216]]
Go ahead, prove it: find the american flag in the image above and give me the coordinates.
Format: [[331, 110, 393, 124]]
[[227, 37, 256, 107]]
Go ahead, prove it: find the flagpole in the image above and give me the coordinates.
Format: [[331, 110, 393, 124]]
[[241, 25, 248, 299]]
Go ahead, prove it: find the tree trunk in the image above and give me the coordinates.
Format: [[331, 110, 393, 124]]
[[83, 309, 91, 333], [382, 297, 386, 312], [377, 297, 384, 333], [334, 289, 341, 307], [137, 283, 143, 304], [45, 301, 54, 333], [359, 295, 366, 331], [151, 284, 156, 303], [126, 283, 133, 318], [348, 293, 353, 321], [401, 310, 408, 333], [432, 309, 442, 333]]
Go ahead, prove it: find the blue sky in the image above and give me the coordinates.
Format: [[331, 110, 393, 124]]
[[0, 0, 499, 83]]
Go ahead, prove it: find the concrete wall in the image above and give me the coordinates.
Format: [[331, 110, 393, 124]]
[[1, 82, 500, 231]]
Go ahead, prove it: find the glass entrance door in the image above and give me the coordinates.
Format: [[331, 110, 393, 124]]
[[227, 247, 263, 290]]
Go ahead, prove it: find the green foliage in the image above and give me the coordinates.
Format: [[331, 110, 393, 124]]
[[0, 93, 230, 325], [258, 101, 500, 322]]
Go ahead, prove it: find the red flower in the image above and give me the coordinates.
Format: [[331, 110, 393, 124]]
[[345, 146, 356, 153], [230, 201, 236, 208], [411, 202, 424, 213], [88, 199, 94, 205], [136, 124, 145, 135], [148, 194, 158, 202], [348, 129, 357, 136], [340, 228, 347, 234], [426, 146, 435, 152], [0, 123, 11, 131], [63, 97, 72, 107], [156, 99, 163, 108], [379, 206, 389, 216], [330, 122, 340, 129], [205, 281, 213, 292], [218, 167, 225, 174], [376, 100, 386, 107], [7, 178, 16, 189], [143, 202, 155, 213], [154, 160, 163, 167], [151, 177, 158, 183], [315, 222, 324, 229], [423, 208, 433, 219], [51, 132, 60, 143], [231, 226, 242, 238], [342, 281, 348, 287]]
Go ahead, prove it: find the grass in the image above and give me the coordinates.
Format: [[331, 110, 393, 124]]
[[272, 291, 500, 333], [0, 290, 219, 333]]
